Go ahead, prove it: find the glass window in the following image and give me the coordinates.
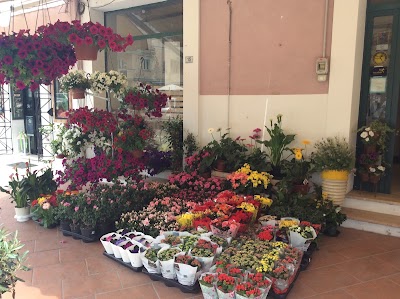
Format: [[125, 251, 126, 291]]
[[105, 0, 183, 88]]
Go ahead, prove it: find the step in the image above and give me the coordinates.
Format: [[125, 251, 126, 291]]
[[341, 207, 400, 237], [343, 190, 400, 216]]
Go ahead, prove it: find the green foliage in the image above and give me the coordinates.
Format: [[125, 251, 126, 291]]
[[312, 137, 354, 171], [256, 114, 295, 170], [0, 228, 29, 297], [281, 156, 315, 185], [183, 132, 199, 158], [358, 119, 394, 154], [0, 168, 28, 208], [162, 116, 184, 171], [243, 148, 270, 173]]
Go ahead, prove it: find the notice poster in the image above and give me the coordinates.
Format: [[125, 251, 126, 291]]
[[370, 77, 387, 93]]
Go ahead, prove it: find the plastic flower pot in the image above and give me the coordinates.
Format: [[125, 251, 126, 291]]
[[127, 242, 146, 268], [321, 170, 349, 206], [14, 206, 31, 222], [74, 43, 99, 60], [100, 233, 122, 255]]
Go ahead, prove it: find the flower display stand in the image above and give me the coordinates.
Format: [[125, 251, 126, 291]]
[[321, 170, 349, 206], [103, 251, 143, 272]]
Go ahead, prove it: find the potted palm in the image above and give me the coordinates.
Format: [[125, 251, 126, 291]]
[[312, 137, 354, 206], [0, 228, 29, 299]]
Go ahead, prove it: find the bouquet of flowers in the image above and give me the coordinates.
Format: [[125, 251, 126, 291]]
[[227, 163, 272, 195], [235, 282, 262, 298], [91, 70, 128, 97], [191, 239, 218, 257], [31, 194, 58, 228], [216, 273, 236, 294], [158, 248, 181, 261], [175, 254, 202, 270], [59, 69, 91, 92], [247, 273, 272, 290]]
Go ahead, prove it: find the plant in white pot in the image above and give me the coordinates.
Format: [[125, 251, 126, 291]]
[[0, 167, 31, 222], [312, 137, 355, 206]]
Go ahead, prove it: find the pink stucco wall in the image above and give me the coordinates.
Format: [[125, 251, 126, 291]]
[[200, 0, 334, 95]]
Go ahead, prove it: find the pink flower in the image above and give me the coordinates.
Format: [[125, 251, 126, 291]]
[[42, 202, 51, 210], [142, 218, 150, 226], [75, 206, 79, 212]]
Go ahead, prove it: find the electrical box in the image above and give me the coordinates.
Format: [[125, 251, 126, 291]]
[[316, 58, 329, 82]]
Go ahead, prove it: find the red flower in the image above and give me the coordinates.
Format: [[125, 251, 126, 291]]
[[68, 33, 79, 43], [97, 39, 106, 49], [3, 55, 13, 65], [89, 26, 99, 34], [84, 36, 93, 45], [16, 81, 26, 90]]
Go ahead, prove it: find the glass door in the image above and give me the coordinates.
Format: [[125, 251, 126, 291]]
[[357, 8, 400, 193]]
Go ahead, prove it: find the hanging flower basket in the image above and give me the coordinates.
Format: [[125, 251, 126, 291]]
[[74, 43, 99, 60]]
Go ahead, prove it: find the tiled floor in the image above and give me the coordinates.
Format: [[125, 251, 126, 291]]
[[1, 193, 400, 299]]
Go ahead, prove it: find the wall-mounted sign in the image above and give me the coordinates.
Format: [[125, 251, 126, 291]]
[[370, 66, 387, 77], [370, 77, 387, 94]]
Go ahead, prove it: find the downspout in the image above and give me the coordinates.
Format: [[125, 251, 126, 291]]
[[227, 0, 232, 129], [322, 0, 329, 58]]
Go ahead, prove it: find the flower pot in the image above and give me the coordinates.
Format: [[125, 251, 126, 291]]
[[359, 172, 370, 182], [175, 262, 200, 286], [56, 154, 66, 159], [200, 283, 218, 299], [70, 88, 86, 99], [216, 289, 235, 299], [321, 170, 349, 206], [292, 183, 310, 195], [80, 227, 96, 238], [70, 224, 81, 239], [214, 159, 227, 172], [369, 175, 381, 184], [85, 144, 96, 159], [74, 43, 99, 60], [132, 149, 144, 159], [14, 206, 31, 222]]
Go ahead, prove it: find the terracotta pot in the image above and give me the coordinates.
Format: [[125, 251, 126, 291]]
[[70, 88, 86, 99], [214, 159, 227, 172], [292, 184, 310, 195], [364, 144, 377, 154], [56, 154, 66, 159], [132, 150, 144, 159], [74, 43, 99, 60], [369, 175, 381, 184], [359, 172, 369, 182]]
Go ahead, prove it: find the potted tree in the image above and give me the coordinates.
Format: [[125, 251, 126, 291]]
[[0, 227, 29, 298], [312, 137, 354, 206]]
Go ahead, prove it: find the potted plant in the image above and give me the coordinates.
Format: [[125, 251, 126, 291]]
[[120, 83, 169, 118], [90, 70, 128, 98], [30, 194, 58, 228], [0, 167, 30, 222], [235, 282, 262, 299], [256, 114, 296, 179], [0, 227, 29, 299], [205, 128, 247, 172], [59, 69, 91, 99], [358, 119, 394, 154], [0, 30, 76, 91], [216, 273, 236, 299], [281, 142, 315, 194], [312, 136, 354, 206], [162, 116, 184, 172], [37, 20, 134, 60]]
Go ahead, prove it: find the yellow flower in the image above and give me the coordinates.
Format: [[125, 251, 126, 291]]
[[302, 139, 311, 145], [279, 220, 298, 229], [254, 195, 273, 207], [176, 213, 195, 228], [322, 192, 329, 200], [37, 197, 47, 205], [293, 148, 303, 160]]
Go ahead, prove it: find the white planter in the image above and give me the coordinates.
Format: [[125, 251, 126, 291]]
[[118, 240, 135, 263], [14, 207, 31, 222], [321, 170, 349, 206], [175, 262, 200, 286], [100, 233, 122, 255], [85, 144, 96, 159], [142, 250, 161, 274], [127, 242, 146, 268]]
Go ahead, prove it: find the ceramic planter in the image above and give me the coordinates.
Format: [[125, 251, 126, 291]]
[[321, 170, 349, 206], [14, 206, 31, 222]]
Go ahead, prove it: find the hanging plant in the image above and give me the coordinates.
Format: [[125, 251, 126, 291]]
[[36, 20, 134, 55], [0, 30, 77, 90]]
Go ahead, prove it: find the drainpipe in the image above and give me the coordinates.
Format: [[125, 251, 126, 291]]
[[322, 0, 328, 58], [227, 0, 232, 130]]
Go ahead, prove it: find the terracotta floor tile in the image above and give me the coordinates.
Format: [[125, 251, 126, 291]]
[[32, 260, 88, 285], [117, 266, 153, 288], [286, 275, 317, 299], [35, 236, 84, 252], [1, 280, 62, 299], [308, 248, 350, 270], [374, 249, 400, 270], [16, 268, 33, 285], [388, 272, 400, 285], [344, 277, 400, 299], [62, 272, 121, 299], [85, 255, 123, 275], [298, 265, 361, 293], [153, 280, 199, 299], [27, 249, 60, 268], [332, 240, 384, 259], [59, 245, 99, 264], [304, 289, 355, 299], [334, 256, 399, 282], [96, 284, 159, 299]]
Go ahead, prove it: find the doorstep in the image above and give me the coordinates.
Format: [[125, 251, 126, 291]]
[[341, 207, 400, 237]]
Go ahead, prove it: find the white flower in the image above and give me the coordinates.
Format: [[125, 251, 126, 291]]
[[365, 137, 370, 142], [360, 132, 368, 138], [377, 165, 385, 171], [335, 207, 341, 213], [208, 128, 214, 134], [369, 167, 376, 173], [369, 131, 374, 137], [365, 127, 371, 131]]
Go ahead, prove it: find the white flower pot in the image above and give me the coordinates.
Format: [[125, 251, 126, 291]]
[[127, 242, 146, 268], [85, 144, 96, 159], [321, 170, 349, 206], [100, 233, 122, 255], [175, 262, 200, 286], [14, 206, 31, 222]]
